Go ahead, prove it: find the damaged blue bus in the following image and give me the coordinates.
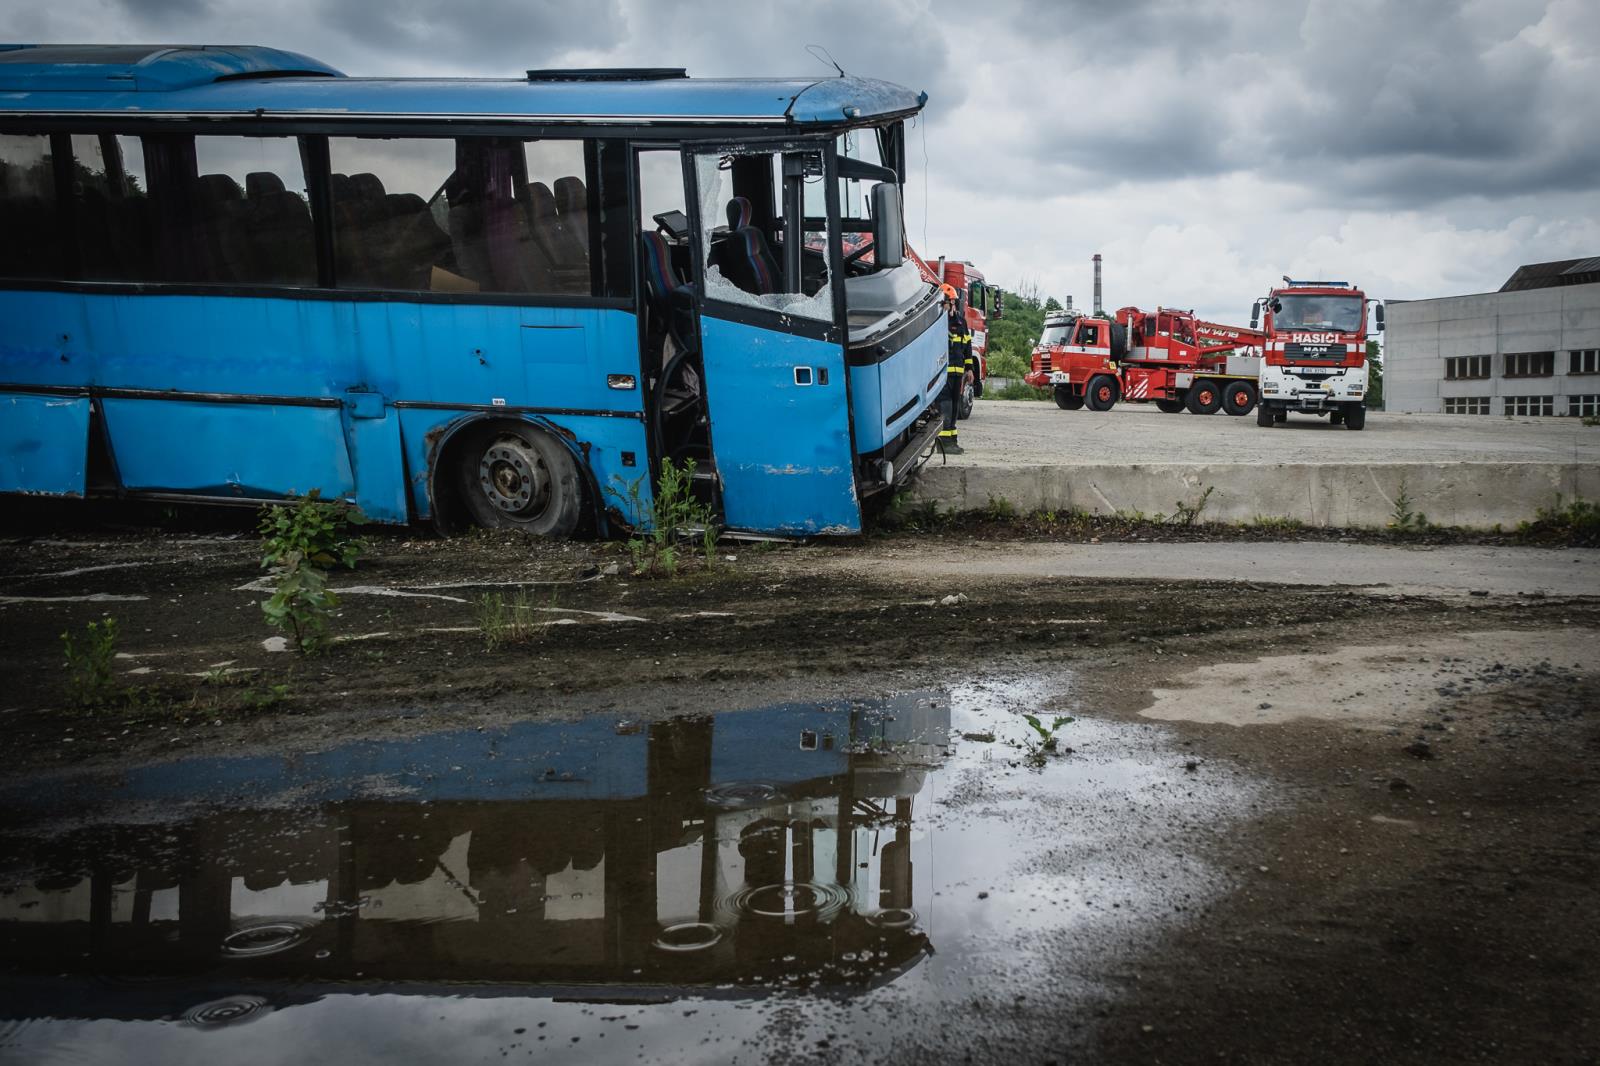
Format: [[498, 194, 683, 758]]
[[0, 45, 948, 536]]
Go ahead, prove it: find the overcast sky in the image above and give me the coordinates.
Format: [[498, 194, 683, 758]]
[[16, 0, 1600, 324]]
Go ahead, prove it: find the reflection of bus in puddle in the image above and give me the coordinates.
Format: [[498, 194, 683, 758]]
[[0, 695, 950, 1020]]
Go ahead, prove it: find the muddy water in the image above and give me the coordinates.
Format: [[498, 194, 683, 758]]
[[0, 682, 1262, 1064]]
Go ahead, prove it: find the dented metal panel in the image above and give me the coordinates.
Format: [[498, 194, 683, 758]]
[[0, 392, 90, 496], [699, 315, 859, 535]]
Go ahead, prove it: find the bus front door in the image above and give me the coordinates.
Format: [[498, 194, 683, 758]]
[[685, 145, 860, 536]]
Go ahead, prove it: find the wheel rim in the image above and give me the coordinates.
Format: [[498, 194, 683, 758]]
[[1199, 388, 1215, 406], [478, 435, 552, 517], [1097, 385, 1112, 403]]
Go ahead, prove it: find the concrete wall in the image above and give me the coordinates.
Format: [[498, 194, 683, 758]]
[[912, 461, 1600, 531], [1386, 281, 1600, 414]]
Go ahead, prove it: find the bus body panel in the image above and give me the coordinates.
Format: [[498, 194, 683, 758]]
[[699, 315, 858, 535], [0, 393, 89, 496], [849, 313, 946, 455]]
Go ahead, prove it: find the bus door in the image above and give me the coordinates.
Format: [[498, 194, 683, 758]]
[[683, 142, 859, 535]]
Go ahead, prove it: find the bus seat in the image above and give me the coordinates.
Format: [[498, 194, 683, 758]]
[[196, 173, 247, 282], [725, 196, 753, 231], [379, 192, 453, 290], [527, 181, 587, 288], [245, 171, 286, 199], [554, 175, 587, 243], [349, 172, 386, 202], [640, 230, 686, 300], [710, 226, 779, 296]]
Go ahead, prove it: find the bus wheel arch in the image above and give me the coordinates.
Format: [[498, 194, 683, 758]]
[[429, 416, 589, 538]]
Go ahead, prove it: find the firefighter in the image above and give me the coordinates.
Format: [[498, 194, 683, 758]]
[[938, 283, 972, 455]]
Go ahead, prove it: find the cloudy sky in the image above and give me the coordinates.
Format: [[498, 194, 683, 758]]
[[15, 0, 1600, 324]]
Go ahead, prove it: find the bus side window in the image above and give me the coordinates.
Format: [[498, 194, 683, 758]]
[[182, 135, 316, 286], [0, 134, 63, 280], [328, 137, 462, 292], [69, 134, 151, 283]]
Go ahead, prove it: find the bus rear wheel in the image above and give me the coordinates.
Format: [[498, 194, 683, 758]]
[[1155, 399, 1186, 413], [1084, 374, 1120, 412], [1054, 386, 1084, 411], [458, 423, 584, 537], [1222, 381, 1256, 416]]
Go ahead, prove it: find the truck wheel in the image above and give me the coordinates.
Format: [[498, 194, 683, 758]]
[[1344, 404, 1367, 431], [1274, 409, 1287, 423], [957, 378, 976, 420], [1185, 380, 1223, 415], [1329, 409, 1345, 425], [1084, 375, 1120, 411], [1155, 399, 1185, 414], [1222, 381, 1256, 416], [1054, 386, 1084, 411], [1256, 404, 1274, 428]]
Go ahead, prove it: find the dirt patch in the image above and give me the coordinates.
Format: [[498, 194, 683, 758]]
[[1142, 628, 1597, 726]]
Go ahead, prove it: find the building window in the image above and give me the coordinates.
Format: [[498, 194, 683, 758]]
[[1568, 395, 1600, 418], [1504, 351, 1554, 378], [1443, 397, 1490, 415], [1445, 355, 1490, 379], [1504, 395, 1555, 416], [1571, 349, 1600, 375]]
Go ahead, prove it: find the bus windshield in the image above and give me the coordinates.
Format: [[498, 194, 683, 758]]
[[1274, 295, 1363, 333]]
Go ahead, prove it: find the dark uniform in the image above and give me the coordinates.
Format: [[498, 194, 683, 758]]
[[938, 302, 973, 453]]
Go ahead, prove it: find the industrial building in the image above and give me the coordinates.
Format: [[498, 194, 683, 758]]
[[1384, 257, 1600, 416]]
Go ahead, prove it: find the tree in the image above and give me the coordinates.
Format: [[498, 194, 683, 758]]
[[1366, 339, 1384, 409]]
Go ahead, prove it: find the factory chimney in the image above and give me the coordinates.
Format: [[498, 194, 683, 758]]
[[1092, 254, 1103, 316]]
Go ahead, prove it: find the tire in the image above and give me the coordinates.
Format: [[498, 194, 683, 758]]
[[1256, 403, 1275, 428], [1185, 380, 1223, 415], [1084, 374, 1120, 412], [1329, 410, 1345, 425], [957, 378, 976, 420], [1155, 399, 1186, 414], [1344, 403, 1366, 431], [1053, 385, 1084, 411], [457, 422, 585, 537], [1222, 380, 1256, 416], [1274, 409, 1287, 423]]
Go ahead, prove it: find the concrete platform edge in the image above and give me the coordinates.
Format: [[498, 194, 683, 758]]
[[909, 462, 1600, 530]]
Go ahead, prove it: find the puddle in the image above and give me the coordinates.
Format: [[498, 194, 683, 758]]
[[0, 682, 1262, 1064]]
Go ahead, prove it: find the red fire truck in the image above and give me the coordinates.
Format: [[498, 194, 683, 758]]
[[1251, 278, 1382, 430], [911, 252, 1001, 419], [1023, 306, 1265, 415]]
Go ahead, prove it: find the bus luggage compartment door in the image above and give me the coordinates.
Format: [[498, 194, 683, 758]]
[[698, 315, 858, 535], [0, 392, 90, 496]]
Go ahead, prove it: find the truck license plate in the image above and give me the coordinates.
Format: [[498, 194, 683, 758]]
[[1049, 372, 1071, 384]]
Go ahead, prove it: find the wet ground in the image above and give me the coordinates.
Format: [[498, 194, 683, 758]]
[[1, 520, 1598, 1063]]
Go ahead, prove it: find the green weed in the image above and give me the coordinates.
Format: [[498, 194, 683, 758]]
[[1247, 515, 1305, 533], [1169, 485, 1215, 527], [1516, 495, 1600, 546], [259, 489, 367, 570], [1021, 713, 1075, 762], [983, 379, 1050, 401], [606, 458, 718, 578], [1387, 480, 1429, 532], [261, 551, 338, 654], [477, 587, 550, 651], [60, 616, 120, 708]]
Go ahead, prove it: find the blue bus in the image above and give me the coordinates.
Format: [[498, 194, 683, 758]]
[[0, 45, 948, 536]]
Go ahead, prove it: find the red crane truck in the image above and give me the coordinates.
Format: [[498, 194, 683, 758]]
[[911, 252, 1002, 419], [1251, 278, 1383, 430], [1023, 306, 1266, 415]]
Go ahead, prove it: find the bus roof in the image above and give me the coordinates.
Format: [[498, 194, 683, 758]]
[[0, 44, 927, 126]]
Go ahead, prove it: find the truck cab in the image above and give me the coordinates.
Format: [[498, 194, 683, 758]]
[[1253, 280, 1381, 430]]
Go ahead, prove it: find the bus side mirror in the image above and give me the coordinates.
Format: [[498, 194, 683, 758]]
[[1374, 303, 1385, 332], [870, 183, 904, 269], [993, 288, 1004, 320], [1250, 300, 1260, 330]]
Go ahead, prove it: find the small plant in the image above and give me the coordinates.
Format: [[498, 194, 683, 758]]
[[1387, 480, 1429, 532], [1582, 415, 1599, 428], [60, 616, 120, 707], [261, 551, 338, 654], [476, 587, 548, 651], [1170, 485, 1215, 527], [606, 458, 719, 578], [1248, 514, 1305, 533], [1515, 494, 1600, 547], [243, 683, 292, 711], [983, 494, 1018, 522], [1021, 713, 1075, 762], [259, 489, 368, 570], [987, 379, 1051, 401]]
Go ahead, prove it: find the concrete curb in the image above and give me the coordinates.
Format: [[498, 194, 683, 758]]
[[909, 461, 1600, 530]]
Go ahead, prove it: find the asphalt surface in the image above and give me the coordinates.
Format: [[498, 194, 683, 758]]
[[962, 400, 1600, 467]]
